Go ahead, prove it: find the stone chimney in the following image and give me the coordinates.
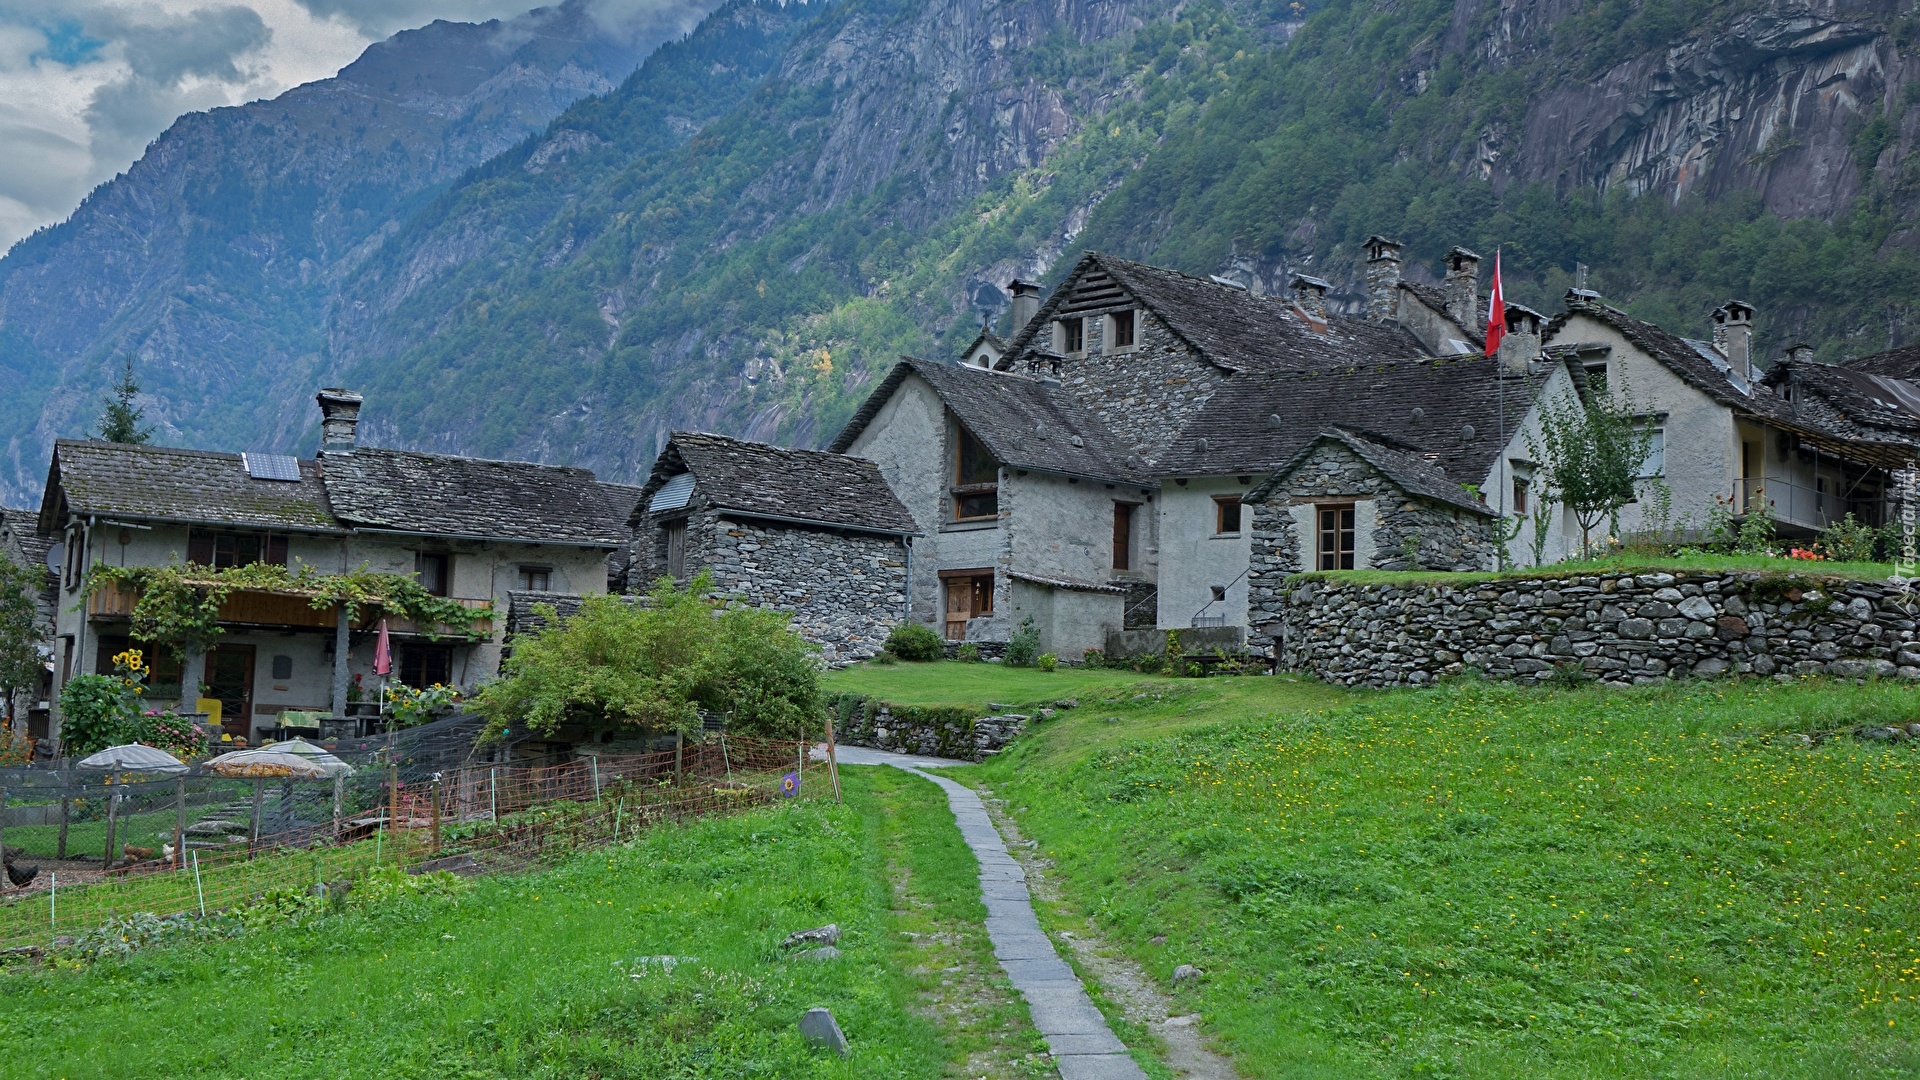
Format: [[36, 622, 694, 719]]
[[1007, 280, 1041, 335], [1363, 235, 1402, 322], [1290, 273, 1331, 329], [1786, 341, 1815, 365], [1713, 300, 1756, 378], [1443, 246, 1481, 329], [1497, 303, 1544, 374], [316, 388, 363, 453]]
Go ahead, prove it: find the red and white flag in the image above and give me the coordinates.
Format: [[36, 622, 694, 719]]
[[1484, 250, 1506, 358]]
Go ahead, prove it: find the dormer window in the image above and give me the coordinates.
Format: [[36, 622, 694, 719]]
[[953, 424, 999, 520], [1056, 317, 1084, 355]]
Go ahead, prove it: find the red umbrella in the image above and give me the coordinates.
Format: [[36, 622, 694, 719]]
[[374, 619, 392, 676]]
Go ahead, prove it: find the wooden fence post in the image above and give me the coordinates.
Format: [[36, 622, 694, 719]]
[[103, 778, 119, 868], [332, 774, 344, 842], [430, 776, 443, 855], [56, 786, 68, 859], [674, 729, 683, 787], [249, 779, 264, 851]]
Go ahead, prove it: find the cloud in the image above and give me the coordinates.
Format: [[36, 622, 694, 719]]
[[287, 0, 532, 38]]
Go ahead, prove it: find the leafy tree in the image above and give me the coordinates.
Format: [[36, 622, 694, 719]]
[[1526, 376, 1656, 559], [94, 356, 153, 444], [0, 552, 43, 735], [470, 573, 820, 739]]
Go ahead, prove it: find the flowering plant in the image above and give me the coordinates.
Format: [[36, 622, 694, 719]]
[[385, 682, 461, 728], [1787, 547, 1826, 561]]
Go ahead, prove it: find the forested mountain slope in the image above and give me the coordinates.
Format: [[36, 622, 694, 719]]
[[0, 0, 708, 503], [7, 0, 1920, 497], [334, 0, 1920, 485]]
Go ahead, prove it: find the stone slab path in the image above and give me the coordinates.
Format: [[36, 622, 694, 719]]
[[825, 745, 1148, 1080]]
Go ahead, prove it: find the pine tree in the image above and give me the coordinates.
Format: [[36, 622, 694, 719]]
[[94, 356, 153, 444]]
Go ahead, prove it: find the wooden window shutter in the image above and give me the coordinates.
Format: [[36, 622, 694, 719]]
[[187, 530, 214, 566]]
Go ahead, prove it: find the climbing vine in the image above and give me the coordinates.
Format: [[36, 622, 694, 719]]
[[85, 561, 491, 659]]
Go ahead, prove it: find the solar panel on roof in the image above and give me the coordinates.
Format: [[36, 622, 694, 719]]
[[243, 453, 302, 482], [648, 472, 695, 512]]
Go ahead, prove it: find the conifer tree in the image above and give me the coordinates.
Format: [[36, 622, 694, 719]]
[[94, 356, 153, 444]]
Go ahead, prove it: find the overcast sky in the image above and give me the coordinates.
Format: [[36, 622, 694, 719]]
[[0, 0, 546, 252]]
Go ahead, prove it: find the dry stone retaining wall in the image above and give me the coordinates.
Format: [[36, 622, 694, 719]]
[[829, 693, 1041, 760], [1279, 571, 1920, 687]]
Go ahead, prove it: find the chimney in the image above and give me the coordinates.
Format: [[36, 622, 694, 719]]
[[1786, 341, 1815, 365], [1007, 280, 1041, 335], [1497, 303, 1544, 374], [1290, 273, 1331, 329], [1713, 300, 1755, 379], [1363, 235, 1402, 322], [316, 388, 363, 453], [1443, 246, 1481, 330]]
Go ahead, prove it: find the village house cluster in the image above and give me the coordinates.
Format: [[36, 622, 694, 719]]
[[10, 238, 1920, 748]]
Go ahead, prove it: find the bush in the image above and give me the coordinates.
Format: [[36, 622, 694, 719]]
[[1037, 652, 1058, 672], [883, 622, 944, 661], [1005, 617, 1041, 668], [956, 643, 981, 663], [871, 650, 899, 666], [471, 573, 820, 740], [1819, 513, 1877, 562], [58, 674, 139, 755], [1080, 648, 1104, 668]]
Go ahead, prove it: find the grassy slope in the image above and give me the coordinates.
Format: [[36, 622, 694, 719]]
[[874, 664, 1920, 1078], [0, 771, 1011, 1079]]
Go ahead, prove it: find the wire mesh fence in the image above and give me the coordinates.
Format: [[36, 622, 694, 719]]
[[0, 732, 826, 952]]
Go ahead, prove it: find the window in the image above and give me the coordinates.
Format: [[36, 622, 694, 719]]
[[1057, 317, 1084, 354], [1583, 362, 1608, 394], [1214, 496, 1243, 535], [517, 566, 552, 592], [1210, 585, 1227, 602], [954, 424, 999, 520], [1108, 310, 1135, 350], [398, 644, 453, 688], [1316, 504, 1356, 570], [1512, 475, 1530, 514], [187, 530, 288, 569], [1638, 428, 1665, 478], [94, 635, 183, 699], [665, 519, 688, 579], [415, 551, 450, 597], [1112, 502, 1135, 569]]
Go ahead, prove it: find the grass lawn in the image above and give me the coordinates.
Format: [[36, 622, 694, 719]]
[[919, 665, 1920, 1078], [1301, 551, 1899, 586], [0, 770, 1024, 1079]]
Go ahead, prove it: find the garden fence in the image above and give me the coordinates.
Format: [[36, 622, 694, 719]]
[[0, 733, 823, 953]]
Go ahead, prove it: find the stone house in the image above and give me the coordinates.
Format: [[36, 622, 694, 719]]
[[0, 506, 57, 740], [34, 388, 636, 749], [632, 432, 916, 663]]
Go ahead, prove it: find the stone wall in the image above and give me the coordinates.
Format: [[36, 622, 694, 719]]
[[638, 499, 907, 663], [829, 693, 1034, 760], [1054, 306, 1219, 464], [1278, 570, 1920, 687]]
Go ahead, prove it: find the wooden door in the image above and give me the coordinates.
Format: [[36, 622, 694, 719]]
[[944, 579, 973, 640], [205, 645, 256, 738]]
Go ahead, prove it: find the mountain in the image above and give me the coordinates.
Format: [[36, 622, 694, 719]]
[[8, 0, 1920, 498], [0, 0, 714, 502]]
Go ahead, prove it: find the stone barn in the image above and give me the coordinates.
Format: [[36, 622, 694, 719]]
[[633, 432, 917, 662]]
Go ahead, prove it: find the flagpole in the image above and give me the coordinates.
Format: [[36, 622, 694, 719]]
[[1492, 250, 1507, 567]]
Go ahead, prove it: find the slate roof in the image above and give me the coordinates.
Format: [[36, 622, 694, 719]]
[[1152, 355, 1536, 491], [1843, 342, 1920, 380], [1000, 253, 1429, 374], [1251, 427, 1496, 516], [1763, 361, 1920, 436], [320, 448, 628, 546], [640, 432, 917, 536], [830, 357, 1146, 485], [37, 440, 342, 535], [1545, 297, 1776, 415], [1, 506, 56, 576]]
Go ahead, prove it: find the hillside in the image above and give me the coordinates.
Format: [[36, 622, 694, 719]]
[[0, 0, 706, 503], [8, 0, 1920, 492]]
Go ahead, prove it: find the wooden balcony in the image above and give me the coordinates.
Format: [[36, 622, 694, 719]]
[[89, 581, 492, 636]]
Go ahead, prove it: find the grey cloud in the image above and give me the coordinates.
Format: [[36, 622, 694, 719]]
[[289, 0, 530, 38], [91, 5, 273, 85]]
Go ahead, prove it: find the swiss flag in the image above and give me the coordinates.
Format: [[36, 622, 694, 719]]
[[1484, 250, 1506, 358]]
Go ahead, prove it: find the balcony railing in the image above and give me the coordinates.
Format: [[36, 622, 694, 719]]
[[1735, 478, 1887, 532], [89, 581, 493, 636]]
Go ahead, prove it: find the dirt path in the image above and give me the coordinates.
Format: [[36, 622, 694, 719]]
[[978, 787, 1239, 1080]]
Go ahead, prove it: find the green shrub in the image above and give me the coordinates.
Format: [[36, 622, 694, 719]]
[[1818, 513, 1876, 562], [57, 674, 139, 755], [1004, 617, 1040, 668], [871, 650, 899, 666], [1037, 652, 1058, 672], [883, 621, 944, 661], [1080, 647, 1104, 668], [956, 642, 981, 663]]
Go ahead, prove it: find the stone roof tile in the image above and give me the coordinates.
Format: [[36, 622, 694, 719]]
[[642, 432, 917, 536], [37, 440, 341, 535], [321, 448, 626, 546]]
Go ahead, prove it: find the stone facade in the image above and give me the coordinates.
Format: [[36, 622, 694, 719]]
[[640, 500, 907, 663], [1248, 440, 1496, 613], [1276, 570, 1920, 687], [1055, 306, 1219, 465]]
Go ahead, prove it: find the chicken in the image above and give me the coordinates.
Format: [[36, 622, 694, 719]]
[[123, 845, 155, 862], [3, 856, 37, 889]]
